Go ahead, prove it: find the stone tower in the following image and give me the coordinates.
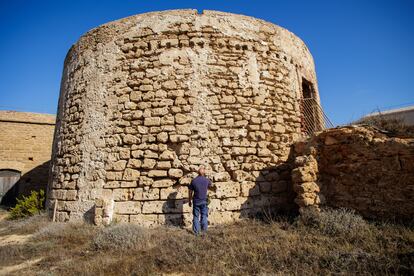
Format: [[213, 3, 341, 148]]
[[48, 10, 321, 226]]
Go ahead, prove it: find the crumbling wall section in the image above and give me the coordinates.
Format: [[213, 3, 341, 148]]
[[293, 126, 414, 220]]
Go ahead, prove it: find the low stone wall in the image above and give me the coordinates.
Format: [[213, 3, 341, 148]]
[[0, 111, 55, 202], [292, 126, 414, 220]]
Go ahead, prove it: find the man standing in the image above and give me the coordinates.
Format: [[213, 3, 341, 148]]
[[188, 166, 212, 235]]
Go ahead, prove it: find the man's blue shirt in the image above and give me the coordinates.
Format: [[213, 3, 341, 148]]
[[188, 175, 211, 205]]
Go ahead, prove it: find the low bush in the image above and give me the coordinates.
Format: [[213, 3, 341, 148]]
[[296, 208, 374, 241], [93, 223, 152, 251], [8, 189, 45, 220]]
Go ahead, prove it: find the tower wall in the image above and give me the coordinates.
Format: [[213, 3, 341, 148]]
[[48, 10, 320, 225]]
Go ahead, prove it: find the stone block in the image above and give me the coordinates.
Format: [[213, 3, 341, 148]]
[[123, 168, 140, 180], [160, 186, 188, 200], [153, 179, 175, 188], [114, 201, 141, 214], [148, 170, 168, 178], [134, 188, 160, 200], [168, 168, 183, 178], [214, 181, 240, 198], [144, 117, 161, 126]]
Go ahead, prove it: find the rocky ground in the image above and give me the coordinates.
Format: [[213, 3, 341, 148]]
[[0, 208, 413, 275]]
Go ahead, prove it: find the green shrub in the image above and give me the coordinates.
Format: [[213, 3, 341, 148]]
[[8, 189, 45, 220]]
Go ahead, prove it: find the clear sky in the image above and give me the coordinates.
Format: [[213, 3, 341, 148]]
[[0, 0, 413, 125]]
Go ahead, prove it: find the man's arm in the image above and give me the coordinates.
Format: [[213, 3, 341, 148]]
[[188, 189, 193, 207], [207, 178, 217, 191]]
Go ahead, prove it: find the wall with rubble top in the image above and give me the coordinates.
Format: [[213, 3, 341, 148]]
[[48, 9, 319, 225], [292, 126, 414, 220]]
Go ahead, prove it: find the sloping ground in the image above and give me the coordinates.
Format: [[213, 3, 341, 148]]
[[0, 210, 413, 275]]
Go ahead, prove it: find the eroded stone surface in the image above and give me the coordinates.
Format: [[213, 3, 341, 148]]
[[48, 9, 319, 225], [292, 126, 414, 220]]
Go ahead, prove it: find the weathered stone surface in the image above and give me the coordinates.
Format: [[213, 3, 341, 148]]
[[168, 168, 183, 178], [114, 201, 141, 214], [292, 126, 414, 221], [48, 9, 319, 225], [0, 112, 55, 198]]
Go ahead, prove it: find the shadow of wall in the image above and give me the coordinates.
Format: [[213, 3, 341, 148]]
[[239, 147, 297, 220], [162, 191, 186, 227], [1, 160, 50, 206]]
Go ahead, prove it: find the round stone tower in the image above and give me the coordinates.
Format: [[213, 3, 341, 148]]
[[48, 10, 321, 226]]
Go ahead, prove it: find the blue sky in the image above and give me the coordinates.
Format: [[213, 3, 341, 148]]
[[0, 0, 413, 125]]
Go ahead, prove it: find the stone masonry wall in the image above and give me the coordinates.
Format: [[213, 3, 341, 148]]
[[0, 111, 55, 200], [48, 10, 320, 226], [292, 126, 414, 220]]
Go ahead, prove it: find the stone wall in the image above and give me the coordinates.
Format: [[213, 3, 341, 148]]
[[293, 126, 414, 220], [0, 111, 55, 202], [48, 10, 320, 226]]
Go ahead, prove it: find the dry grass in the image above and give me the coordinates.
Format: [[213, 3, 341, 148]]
[[0, 208, 413, 275], [357, 114, 414, 138]]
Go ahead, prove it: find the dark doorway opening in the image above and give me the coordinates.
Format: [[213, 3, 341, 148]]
[[300, 78, 319, 135], [0, 169, 21, 206], [302, 78, 315, 99]]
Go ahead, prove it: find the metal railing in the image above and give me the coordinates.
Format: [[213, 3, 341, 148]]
[[300, 98, 334, 136]]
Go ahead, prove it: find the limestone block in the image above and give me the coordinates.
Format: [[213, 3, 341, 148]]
[[141, 201, 164, 214], [139, 84, 154, 92], [160, 186, 188, 200], [131, 150, 144, 158], [241, 181, 260, 196], [232, 170, 254, 182], [144, 117, 161, 126], [134, 188, 160, 200], [175, 113, 191, 124], [139, 176, 154, 186], [209, 211, 236, 225], [108, 160, 127, 171], [170, 134, 189, 143], [221, 197, 248, 211], [106, 172, 123, 181], [274, 124, 286, 133], [130, 214, 159, 227], [293, 182, 320, 194], [142, 158, 157, 169], [156, 161, 171, 169], [123, 168, 140, 181], [162, 80, 177, 90], [65, 190, 78, 201], [168, 168, 183, 178], [213, 172, 231, 182], [114, 201, 142, 214], [214, 181, 240, 198], [160, 150, 176, 160], [113, 188, 133, 201], [153, 179, 175, 188], [123, 134, 139, 144], [157, 132, 169, 143], [220, 95, 236, 104], [208, 198, 221, 211], [291, 167, 317, 183], [148, 170, 168, 178], [127, 159, 142, 169]]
